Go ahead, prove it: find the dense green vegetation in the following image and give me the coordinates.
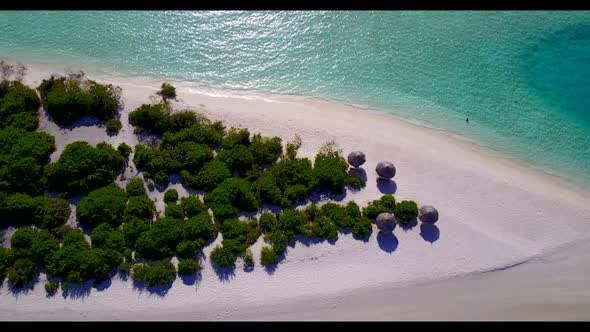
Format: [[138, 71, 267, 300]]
[[158, 83, 177, 101], [0, 193, 71, 229], [45, 141, 126, 197], [0, 80, 41, 131], [362, 194, 396, 219], [105, 119, 122, 134], [0, 79, 429, 292], [45, 281, 58, 295], [76, 184, 127, 228], [37, 72, 123, 126], [177, 259, 200, 275], [393, 200, 419, 224], [210, 217, 260, 268], [0, 127, 55, 196], [131, 259, 176, 287]]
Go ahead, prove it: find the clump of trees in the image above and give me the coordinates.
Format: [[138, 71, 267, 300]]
[[37, 72, 123, 127], [134, 211, 217, 261], [163, 189, 178, 204], [131, 259, 176, 287], [0, 127, 56, 196], [260, 246, 277, 266], [0, 193, 71, 229], [45, 141, 126, 196], [312, 141, 366, 194], [393, 200, 418, 224], [0, 79, 41, 131], [177, 259, 200, 275], [76, 184, 127, 228], [362, 194, 396, 219], [45, 227, 125, 284], [105, 119, 122, 134], [157, 83, 177, 101], [204, 178, 259, 221], [210, 217, 260, 268], [45, 281, 58, 295], [126, 178, 146, 197]]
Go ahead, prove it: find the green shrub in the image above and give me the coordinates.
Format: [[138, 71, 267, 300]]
[[129, 103, 169, 134], [40, 198, 71, 229], [126, 178, 146, 197], [222, 127, 250, 149], [180, 195, 207, 218], [351, 215, 373, 239], [160, 120, 224, 148], [0, 248, 15, 278], [260, 246, 277, 266], [184, 212, 218, 244], [90, 223, 126, 252], [0, 80, 41, 131], [129, 102, 208, 137], [144, 259, 176, 286], [177, 259, 201, 275], [210, 245, 236, 268], [7, 258, 38, 288], [134, 217, 183, 260], [45, 281, 58, 295], [45, 141, 125, 196], [147, 180, 155, 191], [0, 193, 35, 224], [154, 171, 169, 187], [124, 196, 155, 222], [279, 208, 308, 235], [131, 264, 147, 282], [204, 178, 259, 221], [0, 127, 55, 196], [106, 119, 122, 134], [163, 189, 178, 203], [158, 83, 177, 101], [362, 194, 396, 219], [165, 203, 184, 219], [122, 218, 151, 248], [259, 212, 279, 233], [215, 144, 254, 175], [38, 75, 122, 126], [76, 184, 128, 228], [117, 142, 132, 158], [243, 249, 254, 268], [175, 240, 196, 259], [11, 228, 60, 266], [161, 141, 213, 173], [312, 142, 353, 194], [253, 157, 315, 208], [249, 133, 282, 166], [393, 200, 418, 224], [311, 215, 338, 240], [284, 134, 302, 160], [180, 160, 231, 191], [320, 202, 354, 228]]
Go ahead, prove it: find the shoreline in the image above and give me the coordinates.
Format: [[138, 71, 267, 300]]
[[1, 62, 590, 320], [16, 60, 590, 194]]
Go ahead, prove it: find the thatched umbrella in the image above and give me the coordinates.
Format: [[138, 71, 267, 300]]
[[347, 151, 366, 168], [376, 212, 396, 233], [376, 161, 396, 180], [419, 205, 439, 224]]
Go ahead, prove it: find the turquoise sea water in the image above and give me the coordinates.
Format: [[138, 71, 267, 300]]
[[1, 11, 589, 184]]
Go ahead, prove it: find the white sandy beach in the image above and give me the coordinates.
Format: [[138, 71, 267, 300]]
[[1, 64, 590, 320]]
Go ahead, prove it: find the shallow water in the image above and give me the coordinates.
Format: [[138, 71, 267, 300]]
[[1, 11, 589, 184]]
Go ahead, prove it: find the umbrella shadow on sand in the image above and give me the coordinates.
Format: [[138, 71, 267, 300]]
[[420, 223, 440, 243], [376, 232, 398, 253], [376, 179, 397, 195]]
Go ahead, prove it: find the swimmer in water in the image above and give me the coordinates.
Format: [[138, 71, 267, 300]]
[[466, 117, 469, 123]]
